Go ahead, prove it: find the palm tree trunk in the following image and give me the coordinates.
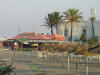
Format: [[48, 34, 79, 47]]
[[56, 24, 58, 34], [70, 22, 73, 41], [51, 25, 53, 34], [92, 21, 95, 39]]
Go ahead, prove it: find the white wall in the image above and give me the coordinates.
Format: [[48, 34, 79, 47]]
[[58, 20, 100, 41]]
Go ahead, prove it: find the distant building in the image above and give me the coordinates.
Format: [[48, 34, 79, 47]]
[[58, 20, 100, 41], [11, 32, 65, 41]]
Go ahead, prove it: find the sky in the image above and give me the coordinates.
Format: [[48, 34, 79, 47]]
[[0, 0, 100, 37]]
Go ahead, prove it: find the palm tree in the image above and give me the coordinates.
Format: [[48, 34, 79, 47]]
[[63, 8, 83, 41], [90, 16, 96, 39], [44, 13, 54, 34], [53, 11, 63, 34]]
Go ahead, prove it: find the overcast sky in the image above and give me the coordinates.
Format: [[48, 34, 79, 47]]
[[0, 0, 100, 37]]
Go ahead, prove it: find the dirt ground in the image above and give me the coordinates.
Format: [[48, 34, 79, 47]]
[[0, 48, 100, 75]]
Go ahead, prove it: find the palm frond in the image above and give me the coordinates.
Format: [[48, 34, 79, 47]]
[[63, 8, 83, 22], [90, 16, 96, 22]]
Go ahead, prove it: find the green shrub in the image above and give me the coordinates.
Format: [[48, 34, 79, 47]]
[[28, 62, 45, 72], [89, 36, 99, 44], [80, 33, 86, 42], [17, 48, 32, 51]]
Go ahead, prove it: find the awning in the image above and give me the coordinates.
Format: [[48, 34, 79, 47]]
[[28, 40, 65, 43]]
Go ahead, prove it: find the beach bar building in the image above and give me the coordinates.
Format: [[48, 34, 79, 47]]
[[28, 34, 65, 51]]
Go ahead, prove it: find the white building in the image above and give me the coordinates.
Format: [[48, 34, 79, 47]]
[[58, 20, 100, 41]]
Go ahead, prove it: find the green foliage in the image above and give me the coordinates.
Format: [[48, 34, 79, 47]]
[[90, 16, 96, 23], [80, 33, 86, 42], [44, 13, 54, 34], [53, 11, 62, 24], [90, 39, 95, 44], [17, 48, 33, 51], [90, 16, 96, 39], [52, 11, 63, 34], [63, 8, 83, 22], [29, 62, 44, 72], [0, 65, 14, 75], [42, 43, 77, 53], [44, 11, 62, 34], [89, 36, 99, 44]]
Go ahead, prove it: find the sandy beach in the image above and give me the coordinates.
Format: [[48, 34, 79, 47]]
[[0, 48, 100, 75]]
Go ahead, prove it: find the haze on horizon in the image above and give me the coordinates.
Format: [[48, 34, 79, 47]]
[[0, 0, 100, 37]]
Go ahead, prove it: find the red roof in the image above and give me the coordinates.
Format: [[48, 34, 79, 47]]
[[11, 34, 65, 41], [51, 34, 65, 41], [29, 34, 52, 40], [29, 34, 65, 41], [11, 34, 22, 40], [11, 34, 33, 40]]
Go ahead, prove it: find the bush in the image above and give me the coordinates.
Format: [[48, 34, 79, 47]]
[[89, 36, 99, 44], [80, 33, 86, 42], [17, 48, 33, 51]]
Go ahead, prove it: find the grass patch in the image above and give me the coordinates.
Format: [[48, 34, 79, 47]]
[[28, 62, 45, 72]]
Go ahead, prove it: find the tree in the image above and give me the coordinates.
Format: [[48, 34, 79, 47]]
[[53, 11, 63, 34], [90, 16, 96, 41], [80, 29, 87, 42], [63, 8, 83, 41], [44, 13, 54, 34]]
